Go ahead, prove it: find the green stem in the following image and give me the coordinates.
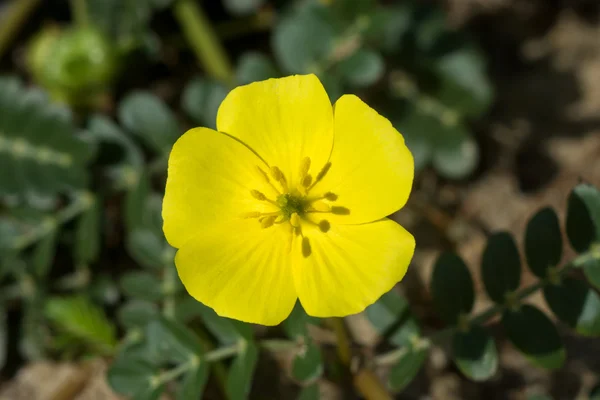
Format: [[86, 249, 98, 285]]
[[11, 192, 94, 251], [215, 9, 275, 40], [173, 0, 234, 84], [0, 0, 41, 60], [155, 357, 197, 385], [161, 265, 177, 319], [260, 339, 298, 352], [70, 0, 89, 27], [152, 339, 296, 387], [204, 344, 240, 362], [374, 251, 595, 366], [327, 318, 352, 365]]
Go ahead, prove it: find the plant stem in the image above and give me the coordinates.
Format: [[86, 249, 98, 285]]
[[204, 343, 240, 362], [0, 0, 41, 60], [327, 318, 352, 365], [69, 0, 89, 27], [10, 192, 94, 251], [215, 9, 275, 40], [173, 0, 234, 85], [374, 251, 595, 366], [155, 358, 197, 384]]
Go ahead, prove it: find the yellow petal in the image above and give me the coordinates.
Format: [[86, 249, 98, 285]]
[[292, 218, 415, 317], [216, 74, 334, 188], [163, 127, 277, 248], [312, 95, 414, 224], [175, 220, 297, 326]]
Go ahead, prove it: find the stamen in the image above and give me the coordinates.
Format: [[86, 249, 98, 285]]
[[257, 165, 282, 195], [256, 166, 270, 184], [314, 162, 331, 182], [310, 201, 331, 213], [331, 206, 350, 215], [270, 166, 288, 191], [299, 157, 311, 179], [324, 192, 337, 201], [261, 215, 277, 229], [301, 175, 312, 188], [250, 190, 267, 201], [290, 212, 301, 228], [241, 211, 262, 218]]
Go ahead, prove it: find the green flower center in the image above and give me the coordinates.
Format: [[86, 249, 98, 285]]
[[276, 193, 308, 220]]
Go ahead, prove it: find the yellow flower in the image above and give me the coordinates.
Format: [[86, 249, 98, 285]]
[[163, 74, 415, 326]]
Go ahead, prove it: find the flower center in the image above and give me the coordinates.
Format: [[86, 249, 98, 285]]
[[242, 157, 346, 233], [276, 193, 307, 220]]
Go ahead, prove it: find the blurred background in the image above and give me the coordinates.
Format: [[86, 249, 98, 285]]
[[0, 0, 600, 399]]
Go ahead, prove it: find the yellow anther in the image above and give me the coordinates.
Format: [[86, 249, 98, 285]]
[[270, 166, 283, 181], [324, 192, 338, 201], [299, 157, 311, 179], [241, 211, 262, 219], [312, 162, 331, 188], [290, 213, 301, 228], [261, 215, 277, 229], [301, 174, 312, 188], [250, 190, 267, 201], [270, 165, 288, 191], [311, 201, 331, 212], [256, 166, 270, 183]]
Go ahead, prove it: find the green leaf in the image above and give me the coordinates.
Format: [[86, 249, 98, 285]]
[[525, 207, 562, 278], [431, 252, 475, 324], [338, 49, 385, 88], [173, 296, 206, 323], [145, 317, 203, 364], [566, 184, 600, 253], [124, 171, 151, 232], [388, 343, 428, 392], [0, 77, 91, 202], [291, 340, 323, 383], [74, 194, 101, 264], [414, 8, 447, 52], [297, 383, 320, 400], [393, 112, 432, 172], [45, 296, 116, 353], [236, 52, 279, 85], [543, 278, 600, 336], [227, 340, 259, 400], [118, 300, 159, 330], [127, 229, 167, 270], [364, 289, 420, 346], [283, 302, 318, 339], [182, 77, 229, 129], [195, 302, 246, 345], [452, 325, 498, 381], [367, 5, 413, 53], [435, 46, 493, 117], [30, 227, 57, 278], [177, 360, 209, 400], [107, 357, 161, 397], [273, 5, 335, 74], [118, 91, 180, 155], [223, 0, 265, 16], [431, 123, 479, 179], [481, 232, 521, 304], [319, 71, 343, 104], [584, 260, 600, 292], [502, 305, 565, 369], [120, 271, 164, 301]]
